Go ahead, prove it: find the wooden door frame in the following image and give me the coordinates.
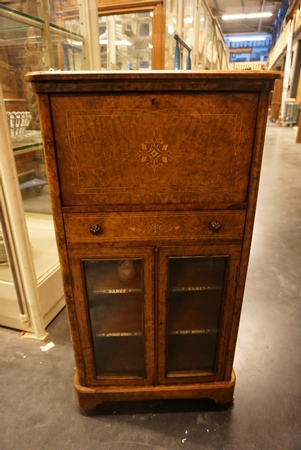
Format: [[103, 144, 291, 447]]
[[156, 245, 242, 385], [97, 0, 166, 69], [68, 244, 156, 387]]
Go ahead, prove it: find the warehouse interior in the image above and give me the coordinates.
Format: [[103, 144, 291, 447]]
[[0, 2, 300, 449]]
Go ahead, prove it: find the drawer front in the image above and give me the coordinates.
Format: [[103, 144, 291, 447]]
[[51, 92, 259, 206], [64, 211, 246, 244]]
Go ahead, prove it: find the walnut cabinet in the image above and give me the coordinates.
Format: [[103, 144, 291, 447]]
[[26, 71, 280, 409]]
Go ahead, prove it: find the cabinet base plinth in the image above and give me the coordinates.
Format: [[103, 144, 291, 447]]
[[74, 371, 236, 410]]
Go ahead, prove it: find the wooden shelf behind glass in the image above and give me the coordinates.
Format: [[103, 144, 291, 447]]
[[89, 293, 143, 337], [168, 288, 223, 335], [84, 259, 142, 296]]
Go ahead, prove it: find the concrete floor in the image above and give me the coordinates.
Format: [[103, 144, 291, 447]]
[[1, 123, 300, 450]]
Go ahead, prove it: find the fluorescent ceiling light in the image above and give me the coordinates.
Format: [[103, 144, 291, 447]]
[[99, 39, 132, 46], [222, 12, 273, 20], [247, 12, 272, 19], [229, 36, 267, 42], [223, 14, 246, 20]]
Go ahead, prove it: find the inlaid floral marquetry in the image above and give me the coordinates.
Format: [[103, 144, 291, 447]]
[[130, 221, 180, 234], [131, 132, 173, 173], [64, 210, 246, 243], [51, 96, 260, 205]]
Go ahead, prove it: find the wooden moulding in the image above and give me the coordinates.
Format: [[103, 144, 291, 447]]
[[26, 70, 280, 94], [74, 370, 236, 410]]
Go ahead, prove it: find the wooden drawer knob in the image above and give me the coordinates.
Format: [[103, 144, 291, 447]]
[[209, 221, 221, 232], [90, 224, 102, 236]]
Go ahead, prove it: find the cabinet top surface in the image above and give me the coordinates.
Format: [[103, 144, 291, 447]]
[[26, 70, 280, 80], [26, 70, 281, 93]]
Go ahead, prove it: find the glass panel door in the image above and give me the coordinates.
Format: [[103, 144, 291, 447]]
[[0, 2, 84, 333], [69, 246, 154, 386], [167, 256, 226, 373], [85, 258, 145, 377], [157, 246, 241, 383]]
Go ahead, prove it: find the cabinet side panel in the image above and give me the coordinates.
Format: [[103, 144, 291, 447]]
[[35, 94, 86, 384]]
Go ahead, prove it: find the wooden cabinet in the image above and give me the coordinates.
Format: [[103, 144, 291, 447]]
[[26, 70, 280, 409]]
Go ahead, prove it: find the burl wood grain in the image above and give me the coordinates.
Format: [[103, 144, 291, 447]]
[[64, 210, 246, 244], [51, 92, 258, 206], [27, 71, 280, 408]]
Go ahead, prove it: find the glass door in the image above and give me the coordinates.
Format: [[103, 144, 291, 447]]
[[97, 0, 165, 70], [69, 246, 155, 386], [157, 246, 241, 384], [99, 12, 153, 70], [0, 1, 84, 335]]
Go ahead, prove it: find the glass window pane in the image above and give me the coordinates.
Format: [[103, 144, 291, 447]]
[[99, 12, 152, 70], [48, 0, 80, 32], [0, 2, 39, 18], [167, 256, 226, 374], [0, 19, 52, 215], [13, 146, 51, 215], [84, 259, 145, 377], [51, 33, 84, 70]]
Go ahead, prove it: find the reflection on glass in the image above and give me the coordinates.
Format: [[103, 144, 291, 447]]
[[12, 134, 52, 214], [84, 259, 145, 377], [0, 16, 51, 215], [51, 33, 84, 71], [47, 0, 80, 33], [0, 1, 39, 18], [99, 12, 152, 70], [164, 0, 228, 69], [167, 256, 226, 374], [0, 0, 78, 333]]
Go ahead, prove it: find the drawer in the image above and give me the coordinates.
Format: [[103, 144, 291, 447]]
[[64, 211, 246, 244]]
